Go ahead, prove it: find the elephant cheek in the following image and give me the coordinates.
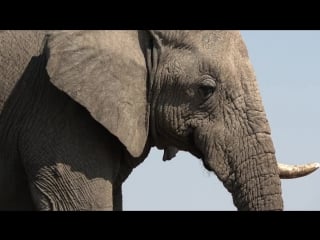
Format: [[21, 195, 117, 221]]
[[193, 126, 232, 182]]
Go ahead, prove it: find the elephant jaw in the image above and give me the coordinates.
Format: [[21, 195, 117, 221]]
[[278, 162, 320, 179]]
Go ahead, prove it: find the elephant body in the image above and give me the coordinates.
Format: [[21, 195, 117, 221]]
[[0, 31, 46, 209], [0, 30, 285, 210], [0, 31, 45, 112], [0, 31, 147, 210]]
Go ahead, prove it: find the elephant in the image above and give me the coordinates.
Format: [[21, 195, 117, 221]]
[[0, 30, 318, 211]]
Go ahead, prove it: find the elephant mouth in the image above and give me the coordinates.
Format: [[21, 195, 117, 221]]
[[189, 147, 204, 160]]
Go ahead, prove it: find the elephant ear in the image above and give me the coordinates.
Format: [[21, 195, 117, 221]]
[[46, 31, 149, 158]]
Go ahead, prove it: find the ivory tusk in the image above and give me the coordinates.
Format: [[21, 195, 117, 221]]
[[278, 162, 320, 179]]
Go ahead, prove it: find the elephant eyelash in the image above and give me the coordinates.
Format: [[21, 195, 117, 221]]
[[198, 78, 217, 100], [198, 85, 215, 99]]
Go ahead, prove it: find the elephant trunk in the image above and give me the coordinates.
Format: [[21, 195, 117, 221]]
[[197, 129, 284, 211], [227, 140, 283, 211], [207, 133, 283, 211]]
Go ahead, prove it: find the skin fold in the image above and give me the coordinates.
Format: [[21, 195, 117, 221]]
[[0, 30, 283, 210]]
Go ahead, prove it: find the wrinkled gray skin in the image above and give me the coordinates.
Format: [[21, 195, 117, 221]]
[[0, 30, 283, 210]]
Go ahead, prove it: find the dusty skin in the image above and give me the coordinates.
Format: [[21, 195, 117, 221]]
[[0, 31, 318, 210]]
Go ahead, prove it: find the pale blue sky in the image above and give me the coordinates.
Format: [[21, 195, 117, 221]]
[[123, 31, 320, 210]]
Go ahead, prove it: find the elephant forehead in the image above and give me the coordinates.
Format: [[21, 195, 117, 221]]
[[195, 30, 248, 59], [160, 31, 249, 78], [161, 49, 199, 76], [197, 32, 251, 80]]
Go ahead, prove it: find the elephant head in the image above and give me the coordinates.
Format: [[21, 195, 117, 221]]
[[45, 30, 318, 210]]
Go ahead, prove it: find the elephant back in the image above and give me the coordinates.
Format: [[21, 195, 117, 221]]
[[0, 31, 47, 114]]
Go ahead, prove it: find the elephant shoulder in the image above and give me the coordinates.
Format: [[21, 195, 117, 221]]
[[0, 30, 47, 113]]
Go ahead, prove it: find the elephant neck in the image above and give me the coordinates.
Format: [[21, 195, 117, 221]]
[[146, 35, 161, 148], [146, 32, 174, 152]]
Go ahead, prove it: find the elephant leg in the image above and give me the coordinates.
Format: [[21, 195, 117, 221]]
[[1, 52, 124, 210], [0, 98, 35, 210], [28, 163, 115, 211], [0, 147, 35, 210], [21, 108, 123, 210], [113, 185, 123, 211], [12, 65, 123, 210], [18, 97, 123, 210], [112, 153, 139, 211]]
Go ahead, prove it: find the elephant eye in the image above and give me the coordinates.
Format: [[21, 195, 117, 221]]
[[198, 78, 216, 100]]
